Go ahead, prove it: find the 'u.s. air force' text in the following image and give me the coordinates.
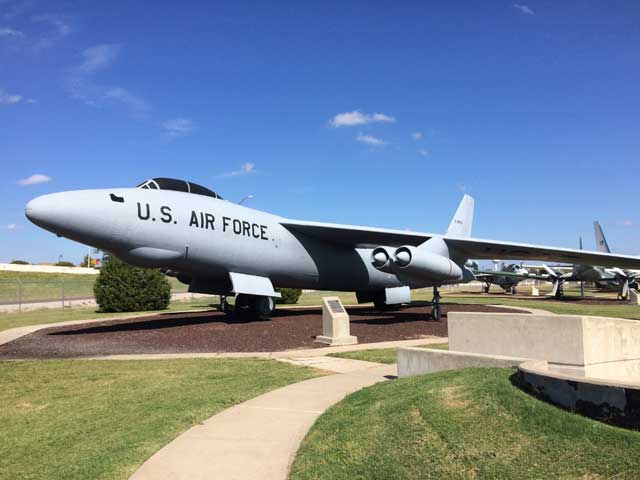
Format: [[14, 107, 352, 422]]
[[136, 203, 268, 240]]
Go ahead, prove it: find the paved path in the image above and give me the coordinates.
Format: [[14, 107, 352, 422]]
[[130, 357, 395, 480]]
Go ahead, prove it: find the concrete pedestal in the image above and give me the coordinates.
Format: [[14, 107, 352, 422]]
[[315, 297, 357, 346], [531, 286, 539, 296], [630, 289, 640, 305]]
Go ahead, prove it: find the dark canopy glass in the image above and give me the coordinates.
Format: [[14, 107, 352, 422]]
[[137, 178, 223, 199]]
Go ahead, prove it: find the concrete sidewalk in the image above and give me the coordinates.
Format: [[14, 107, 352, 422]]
[[130, 358, 395, 480]]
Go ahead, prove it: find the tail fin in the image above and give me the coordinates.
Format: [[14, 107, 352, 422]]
[[593, 221, 610, 253], [446, 194, 474, 237]]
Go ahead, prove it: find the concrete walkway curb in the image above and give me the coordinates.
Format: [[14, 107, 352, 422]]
[[129, 358, 396, 480], [80, 337, 447, 361]]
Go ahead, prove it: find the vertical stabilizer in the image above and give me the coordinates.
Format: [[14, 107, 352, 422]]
[[446, 194, 474, 237], [593, 221, 610, 253]]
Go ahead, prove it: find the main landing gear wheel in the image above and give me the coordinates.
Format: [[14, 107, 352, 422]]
[[234, 294, 275, 319], [431, 286, 442, 321]]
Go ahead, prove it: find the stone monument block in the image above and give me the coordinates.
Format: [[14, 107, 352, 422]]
[[315, 297, 357, 346]]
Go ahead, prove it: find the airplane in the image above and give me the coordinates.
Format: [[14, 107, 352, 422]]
[[24, 177, 640, 320], [525, 222, 638, 300], [593, 221, 639, 298], [472, 262, 546, 294]]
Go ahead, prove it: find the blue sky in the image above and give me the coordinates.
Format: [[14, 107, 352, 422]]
[[1, 0, 639, 264]]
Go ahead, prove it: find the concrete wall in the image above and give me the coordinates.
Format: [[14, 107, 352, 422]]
[[448, 312, 585, 365], [397, 347, 526, 378], [0, 263, 99, 275], [448, 312, 640, 367]]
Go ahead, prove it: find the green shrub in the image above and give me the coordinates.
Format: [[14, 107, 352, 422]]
[[55, 261, 76, 267], [94, 257, 171, 312], [275, 288, 302, 304], [10, 260, 29, 265]]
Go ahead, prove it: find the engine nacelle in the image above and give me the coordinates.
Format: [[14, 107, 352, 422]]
[[370, 246, 395, 274], [392, 246, 464, 282]]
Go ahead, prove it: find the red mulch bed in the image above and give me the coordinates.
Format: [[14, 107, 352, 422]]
[[0, 303, 527, 359]]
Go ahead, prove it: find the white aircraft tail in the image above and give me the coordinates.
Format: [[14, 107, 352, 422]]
[[446, 194, 474, 237], [593, 221, 610, 253]]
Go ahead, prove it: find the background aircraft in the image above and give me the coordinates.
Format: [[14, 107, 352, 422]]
[[472, 262, 547, 294], [24, 178, 640, 319], [525, 222, 638, 299]]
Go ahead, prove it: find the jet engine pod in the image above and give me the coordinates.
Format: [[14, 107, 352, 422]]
[[392, 246, 463, 282], [370, 246, 395, 273]]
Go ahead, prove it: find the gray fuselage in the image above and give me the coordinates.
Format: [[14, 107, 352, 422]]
[[26, 188, 404, 293]]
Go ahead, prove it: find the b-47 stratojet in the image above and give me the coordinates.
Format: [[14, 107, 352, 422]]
[[25, 177, 640, 319]]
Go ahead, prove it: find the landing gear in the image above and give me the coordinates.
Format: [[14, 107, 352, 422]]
[[431, 286, 441, 321], [234, 294, 275, 319], [219, 295, 231, 313]]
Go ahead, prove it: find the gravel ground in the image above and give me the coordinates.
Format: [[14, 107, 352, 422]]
[[0, 303, 527, 359]]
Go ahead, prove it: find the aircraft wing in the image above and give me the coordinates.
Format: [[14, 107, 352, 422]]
[[281, 220, 640, 269], [280, 220, 432, 248]]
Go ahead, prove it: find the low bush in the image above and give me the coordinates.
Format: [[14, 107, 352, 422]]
[[94, 257, 171, 312], [55, 261, 76, 267], [10, 260, 29, 265], [275, 288, 302, 304]]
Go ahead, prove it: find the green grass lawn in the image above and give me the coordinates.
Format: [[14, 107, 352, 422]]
[[0, 298, 218, 333], [0, 358, 320, 480], [290, 367, 640, 480], [330, 343, 449, 364], [0, 271, 188, 304]]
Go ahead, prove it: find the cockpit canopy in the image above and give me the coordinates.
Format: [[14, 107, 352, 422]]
[[137, 178, 223, 199]]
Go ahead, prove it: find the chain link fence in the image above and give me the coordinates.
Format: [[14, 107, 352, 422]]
[[0, 278, 190, 313]]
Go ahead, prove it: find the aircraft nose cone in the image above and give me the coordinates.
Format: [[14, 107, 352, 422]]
[[25, 195, 52, 226], [24, 192, 80, 236]]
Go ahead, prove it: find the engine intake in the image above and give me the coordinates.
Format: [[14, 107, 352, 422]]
[[370, 246, 394, 273]]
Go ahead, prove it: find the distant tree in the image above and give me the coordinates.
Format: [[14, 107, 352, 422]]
[[94, 256, 171, 312], [275, 288, 303, 304], [10, 260, 29, 265], [55, 261, 76, 267]]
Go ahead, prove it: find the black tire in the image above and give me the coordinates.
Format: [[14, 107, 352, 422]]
[[253, 296, 275, 319]]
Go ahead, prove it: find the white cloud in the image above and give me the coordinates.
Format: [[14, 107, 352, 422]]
[[219, 163, 257, 178], [32, 13, 71, 37], [456, 183, 467, 192], [330, 110, 395, 128], [623, 220, 633, 227], [65, 44, 149, 119], [162, 117, 194, 138], [418, 148, 429, 157], [412, 132, 423, 140], [513, 4, 534, 15], [77, 44, 120, 74], [4, 223, 21, 231], [0, 89, 22, 104], [0, 26, 23, 37], [17, 173, 52, 186], [356, 133, 385, 146]]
